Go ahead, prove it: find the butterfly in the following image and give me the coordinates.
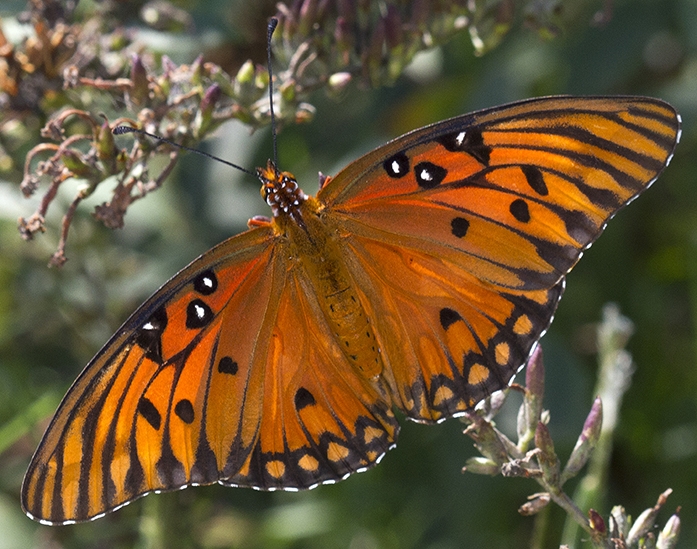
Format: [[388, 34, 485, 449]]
[[22, 95, 680, 525]]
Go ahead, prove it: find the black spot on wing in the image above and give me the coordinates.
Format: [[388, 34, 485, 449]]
[[451, 217, 470, 238], [414, 161, 447, 188], [138, 397, 162, 430], [521, 165, 548, 196], [383, 152, 410, 178], [174, 399, 195, 424], [218, 356, 238, 375], [193, 269, 218, 295], [440, 308, 463, 330], [510, 199, 531, 223], [186, 299, 214, 329], [295, 387, 317, 411], [437, 127, 491, 165], [135, 306, 168, 363]]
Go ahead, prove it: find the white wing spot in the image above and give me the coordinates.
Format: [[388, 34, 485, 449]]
[[420, 167, 433, 181], [391, 160, 401, 174], [194, 304, 206, 320], [456, 131, 466, 146]]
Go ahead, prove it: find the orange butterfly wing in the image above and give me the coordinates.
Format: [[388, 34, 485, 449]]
[[319, 96, 680, 421], [22, 96, 680, 524], [22, 227, 276, 522], [22, 224, 398, 524]]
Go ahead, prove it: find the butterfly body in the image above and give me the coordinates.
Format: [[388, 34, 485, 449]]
[[23, 96, 680, 524], [259, 161, 383, 378]]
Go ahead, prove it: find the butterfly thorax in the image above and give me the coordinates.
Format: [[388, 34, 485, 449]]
[[258, 161, 383, 380]]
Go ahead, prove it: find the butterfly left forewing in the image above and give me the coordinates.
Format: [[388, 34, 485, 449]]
[[22, 227, 280, 524]]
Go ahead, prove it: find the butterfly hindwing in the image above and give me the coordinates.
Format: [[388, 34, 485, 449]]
[[222, 268, 398, 490], [340, 234, 564, 421]]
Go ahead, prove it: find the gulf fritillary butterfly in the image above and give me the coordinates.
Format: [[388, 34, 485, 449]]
[[22, 94, 680, 525]]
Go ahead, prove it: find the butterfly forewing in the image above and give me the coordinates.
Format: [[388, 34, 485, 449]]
[[22, 227, 280, 523]]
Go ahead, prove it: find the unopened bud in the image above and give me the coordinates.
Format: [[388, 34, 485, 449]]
[[519, 493, 550, 516], [561, 397, 602, 483], [462, 456, 500, 476], [588, 509, 606, 535], [657, 509, 681, 549]]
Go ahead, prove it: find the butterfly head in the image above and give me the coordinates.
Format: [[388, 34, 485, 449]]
[[257, 160, 307, 217]]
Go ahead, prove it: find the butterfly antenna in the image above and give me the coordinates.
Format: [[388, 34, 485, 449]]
[[266, 17, 279, 175], [112, 126, 257, 178], [114, 18, 281, 179]]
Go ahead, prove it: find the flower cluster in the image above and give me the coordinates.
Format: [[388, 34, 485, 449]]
[[461, 306, 681, 549], [5, 0, 569, 263]]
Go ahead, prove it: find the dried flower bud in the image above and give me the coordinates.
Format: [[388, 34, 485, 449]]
[[97, 119, 117, 164], [129, 53, 149, 106], [519, 493, 550, 516], [610, 505, 629, 539], [61, 149, 94, 178], [526, 345, 545, 399], [484, 389, 508, 419], [628, 489, 673, 545], [200, 83, 222, 115], [628, 508, 659, 545], [463, 412, 509, 465], [517, 346, 545, 448], [534, 422, 560, 485], [20, 173, 41, 197], [195, 83, 223, 136], [588, 508, 606, 535]]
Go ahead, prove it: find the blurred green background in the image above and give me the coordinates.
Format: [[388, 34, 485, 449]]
[[1, 0, 696, 547]]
